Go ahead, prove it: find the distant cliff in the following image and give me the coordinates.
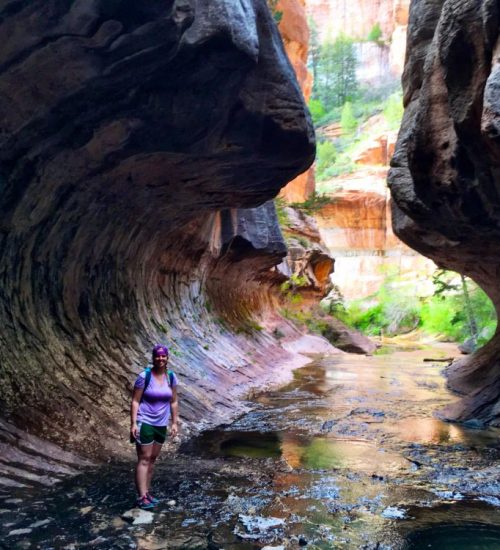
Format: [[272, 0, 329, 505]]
[[306, 0, 410, 80]]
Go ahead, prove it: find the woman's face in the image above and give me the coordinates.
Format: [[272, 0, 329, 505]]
[[153, 353, 168, 367]]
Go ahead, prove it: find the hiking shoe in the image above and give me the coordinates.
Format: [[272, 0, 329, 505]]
[[146, 493, 160, 505], [136, 495, 154, 510]]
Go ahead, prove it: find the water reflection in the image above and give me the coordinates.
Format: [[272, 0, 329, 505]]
[[404, 523, 500, 549], [192, 429, 409, 474], [219, 432, 282, 459], [385, 417, 500, 446], [4, 345, 500, 549]]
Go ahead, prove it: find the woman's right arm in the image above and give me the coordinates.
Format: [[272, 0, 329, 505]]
[[130, 387, 143, 439]]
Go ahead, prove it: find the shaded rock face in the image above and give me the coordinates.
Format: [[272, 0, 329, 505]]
[[278, 206, 334, 295], [0, 0, 315, 457], [388, 0, 500, 426]]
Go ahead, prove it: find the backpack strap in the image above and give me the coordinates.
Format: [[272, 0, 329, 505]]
[[141, 368, 173, 396], [140, 368, 152, 402]]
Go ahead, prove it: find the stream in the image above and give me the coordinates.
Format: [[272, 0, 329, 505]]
[[1, 345, 500, 549]]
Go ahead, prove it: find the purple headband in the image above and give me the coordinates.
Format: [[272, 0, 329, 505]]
[[152, 344, 169, 358]]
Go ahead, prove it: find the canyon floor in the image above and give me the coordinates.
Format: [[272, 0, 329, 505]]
[[1, 344, 500, 549]]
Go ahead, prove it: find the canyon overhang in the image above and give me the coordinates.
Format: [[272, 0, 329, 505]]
[[0, 0, 315, 456]]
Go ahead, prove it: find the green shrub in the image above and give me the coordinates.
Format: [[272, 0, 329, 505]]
[[308, 98, 326, 124], [274, 197, 290, 228], [339, 269, 497, 346], [340, 101, 358, 134], [315, 140, 337, 180], [367, 23, 383, 43], [317, 159, 356, 182], [383, 92, 404, 130], [291, 191, 333, 214], [267, 0, 283, 23], [420, 282, 497, 345]]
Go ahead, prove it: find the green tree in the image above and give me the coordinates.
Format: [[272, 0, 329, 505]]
[[308, 98, 326, 124], [383, 92, 404, 129], [367, 23, 382, 43], [315, 140, 337, 180], [312, 34, 358, 111], [267, 0, 283, 24], [340, 101, 358, 134], [307, 17, 321, 84]]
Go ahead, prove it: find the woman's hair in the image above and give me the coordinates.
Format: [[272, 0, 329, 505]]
[[152, 344, 169, 359]]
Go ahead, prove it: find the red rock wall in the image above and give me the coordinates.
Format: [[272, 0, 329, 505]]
[[316, 183, 435, 300], [306, 0, 410, 77], [278, 0, 316, 203]]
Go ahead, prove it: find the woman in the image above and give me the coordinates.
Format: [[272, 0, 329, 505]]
[[130, 344, 179, 509]]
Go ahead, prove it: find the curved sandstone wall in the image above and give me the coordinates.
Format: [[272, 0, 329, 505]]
[[388, 0, 500, 426], [0, 0, 315, 461]]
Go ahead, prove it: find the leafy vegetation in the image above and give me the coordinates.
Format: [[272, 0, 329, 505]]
[[340, 101, 358, 134], [308, 98, 327, 124], [280, 274, 309, 305], [367, 23, 383, 43], [307, 21, 403, 182], [311, 34, 358, 111], [290, 191, 334, 214], [314, 140, 337, 180], [281, 306, 330, 336], [383, 92, 404, 130], [310, 88, 404, 186], [266, 0, 283, 24], [274, 197, 290, 228], [329, 269, 497, 347]]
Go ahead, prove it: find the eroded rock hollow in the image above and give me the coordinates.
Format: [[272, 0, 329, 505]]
[[389, 0, 500, 426], [0, 0, 315, 458]]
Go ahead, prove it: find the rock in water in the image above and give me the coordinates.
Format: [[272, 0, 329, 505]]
[[122, 508, 154, 525]]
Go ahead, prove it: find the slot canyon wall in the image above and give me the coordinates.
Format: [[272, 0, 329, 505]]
[[0, 0, 317, 468], [389, 0, 500, 426]]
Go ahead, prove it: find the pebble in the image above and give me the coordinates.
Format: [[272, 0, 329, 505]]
[[121, 509, 154, 525], [381, 506, 407, 519], [8, 528, 32, 536], [479, 496, 500, 507], [29, 519, 52, 528], [167, 499, 176, 506]]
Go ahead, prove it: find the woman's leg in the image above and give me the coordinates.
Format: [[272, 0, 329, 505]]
[[135, 443, 154, 497], [147, 442, 163, 494]]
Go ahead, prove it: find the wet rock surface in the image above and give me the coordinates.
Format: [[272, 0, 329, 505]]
[[2, 346, 499, 549]]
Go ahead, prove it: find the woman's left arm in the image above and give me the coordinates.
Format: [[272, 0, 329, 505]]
[[170, 386, 179, 437]]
